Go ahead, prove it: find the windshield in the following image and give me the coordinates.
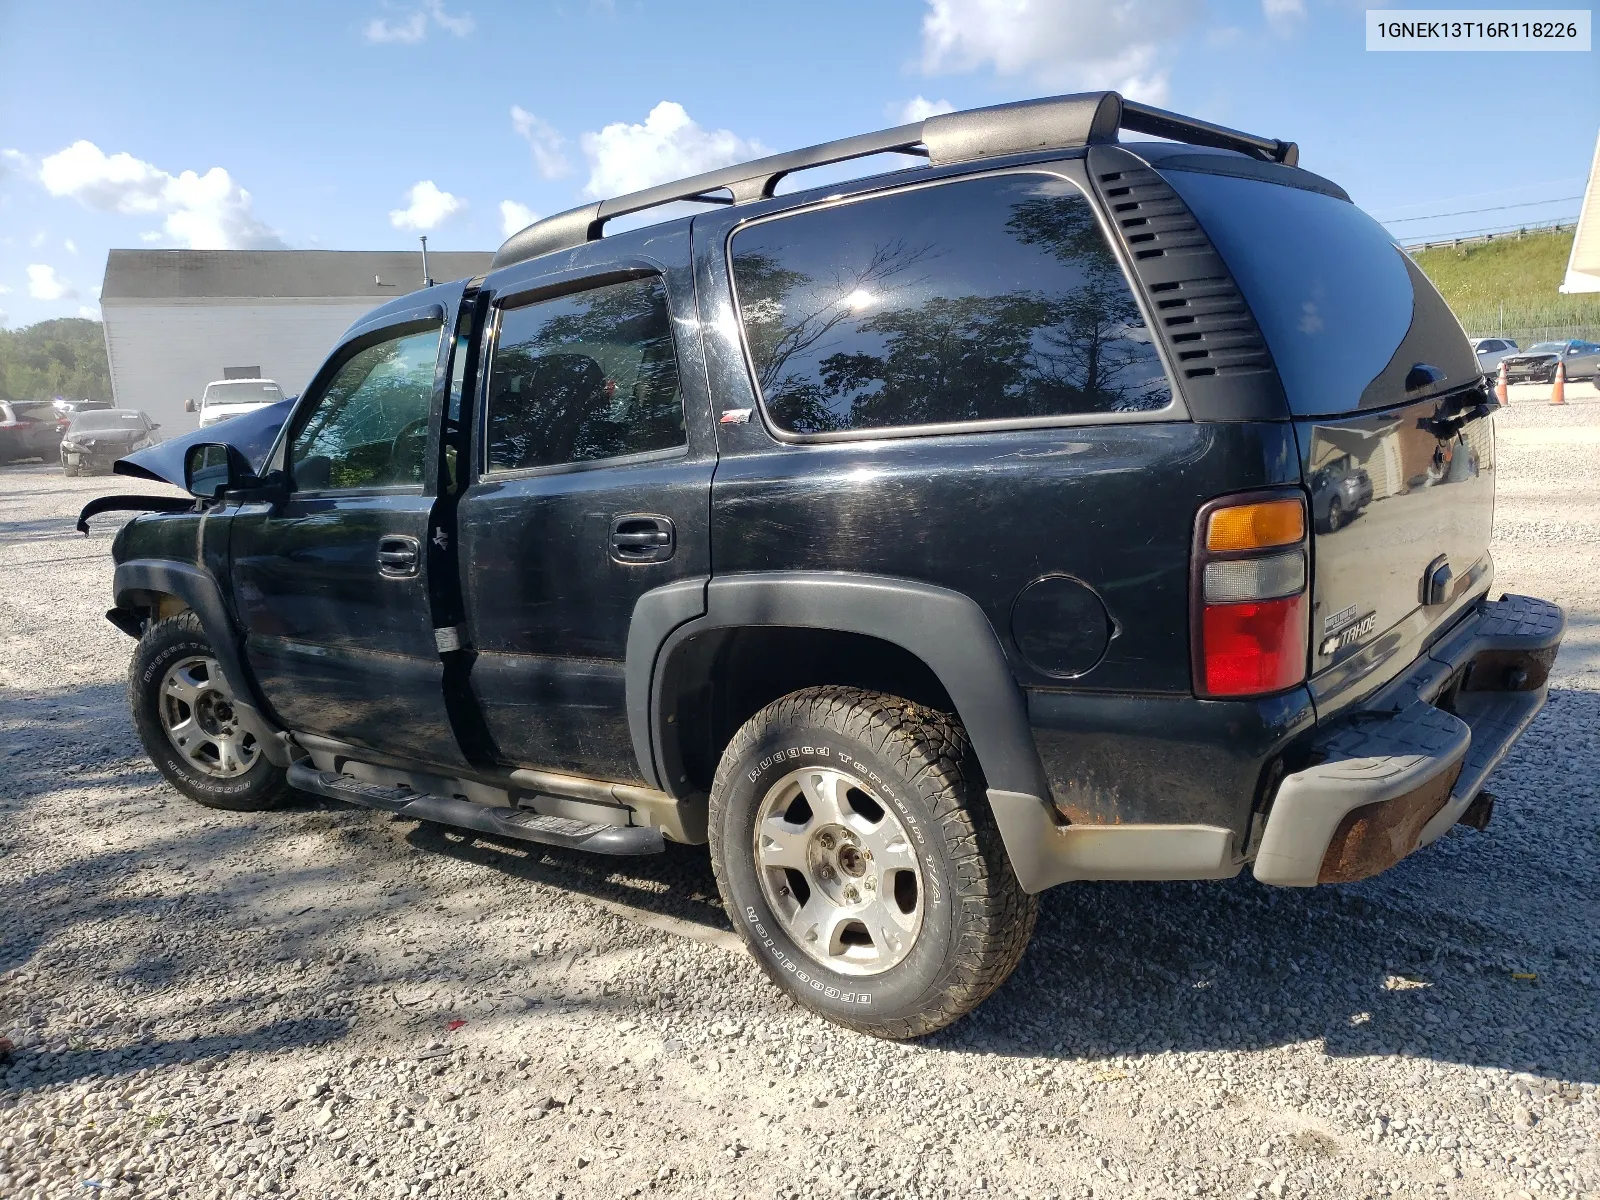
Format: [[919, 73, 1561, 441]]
[[204, 381, 282, 405], [1527, 342, 1566, 353], [1161, 169, 1473, 416], [70, 411, 145, 432]]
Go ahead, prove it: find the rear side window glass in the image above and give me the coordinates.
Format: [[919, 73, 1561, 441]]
[[292, 325, 440, 491], [486, 275, 684, 472], [1161, 169, 1470, 417], [730, 174, 1172, 435]]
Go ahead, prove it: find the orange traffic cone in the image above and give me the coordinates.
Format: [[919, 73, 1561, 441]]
[[1496, 360, 1509, 405], [1551, 360, 1567, 406]]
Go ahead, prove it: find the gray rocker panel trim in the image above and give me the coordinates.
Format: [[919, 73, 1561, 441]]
[[642, 571, 1054, 804], [113, 558, 289, 766]]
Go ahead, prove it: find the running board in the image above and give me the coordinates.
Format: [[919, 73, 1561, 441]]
[[286, 762, 664, 855]]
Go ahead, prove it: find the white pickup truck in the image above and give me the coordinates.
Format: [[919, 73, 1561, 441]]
[[187, 378, 284, 427]]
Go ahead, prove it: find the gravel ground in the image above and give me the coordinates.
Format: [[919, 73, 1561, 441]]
[[2, 390, 1598, 1200]]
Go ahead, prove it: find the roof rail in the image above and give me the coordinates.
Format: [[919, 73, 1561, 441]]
[[491, 91, 1297, 271]]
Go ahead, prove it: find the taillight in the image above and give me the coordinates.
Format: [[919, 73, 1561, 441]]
[[1192, 491, 1309, 698]]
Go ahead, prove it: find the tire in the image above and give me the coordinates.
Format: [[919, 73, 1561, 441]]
[[129, 611, 288, 812], [709, 686, 1037, 1038], [1326, 496, 1344, 532]]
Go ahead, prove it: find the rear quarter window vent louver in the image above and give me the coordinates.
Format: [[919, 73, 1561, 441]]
[[1087, 146, 1288, 422]]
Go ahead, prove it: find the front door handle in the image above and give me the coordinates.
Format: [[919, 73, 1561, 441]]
[[377, 534, 421, 578], [610, 515, 675, 564]]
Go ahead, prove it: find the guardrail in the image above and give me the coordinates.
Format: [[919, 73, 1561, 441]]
[[1402, 218, 1577, 253]]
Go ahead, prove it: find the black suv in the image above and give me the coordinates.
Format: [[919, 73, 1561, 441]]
[[84, 93, 1563, 1038]]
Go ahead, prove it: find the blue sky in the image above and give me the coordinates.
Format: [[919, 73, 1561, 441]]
[[0, 0, 1594, 329]]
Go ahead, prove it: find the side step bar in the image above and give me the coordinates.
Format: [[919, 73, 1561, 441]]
[[286, 762, 664, 856]]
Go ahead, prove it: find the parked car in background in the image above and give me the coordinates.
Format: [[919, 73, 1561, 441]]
[[59, 408, 162, 476], [189, 378, 284, 427], [1309, 454, 1374, 531], [0, 400, 71, 463], [1469, 337, 1518, 374], [1499, 340, 1600, 384], [53, 397, 116, 418]]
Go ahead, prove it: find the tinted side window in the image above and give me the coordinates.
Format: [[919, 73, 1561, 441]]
[[730, 174, 1172, 435], [291, 325, 440, 491], [486, 276, 684, 472]]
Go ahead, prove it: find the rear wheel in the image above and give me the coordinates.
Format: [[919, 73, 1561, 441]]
[[709, 686, 1037, 1038], [130, 612, 287, 811]]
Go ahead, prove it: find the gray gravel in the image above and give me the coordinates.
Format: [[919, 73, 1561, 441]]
[[2, 391, 1599, 1200]]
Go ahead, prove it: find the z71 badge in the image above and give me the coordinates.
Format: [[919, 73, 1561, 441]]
[[1319, 608, 1378, 656]]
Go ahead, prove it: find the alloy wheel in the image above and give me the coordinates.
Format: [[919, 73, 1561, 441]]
[[158, 656, 259, 777], [752, 766, 926, 976]]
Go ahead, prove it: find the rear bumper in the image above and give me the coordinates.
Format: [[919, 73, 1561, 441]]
[[1253, 594, 1563, 887]]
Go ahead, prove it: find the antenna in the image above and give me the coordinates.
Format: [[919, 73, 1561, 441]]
[[419, 235, 433, 288]]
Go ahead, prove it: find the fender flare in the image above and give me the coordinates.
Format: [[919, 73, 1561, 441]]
[[114, 559, 290, 766], [629, 572, 1052, 804]]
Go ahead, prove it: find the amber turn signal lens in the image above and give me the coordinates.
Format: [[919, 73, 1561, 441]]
[[1205, 498, 1305, 552]]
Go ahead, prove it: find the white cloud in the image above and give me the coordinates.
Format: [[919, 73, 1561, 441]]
[[919, 0, 1193, 103], [364, 12, 427, 42], [29, 231, 47, 248], [363, 1, 473, 43], [896, 95, 956, 123], [499, 200, 539, 238], [64, 238, 77, 254], [580, 102, 768, 200], [510, 107, 572, 179], [0, 283, 10, 294], [27, 264, 75, 301], [34, 140, 284, 250], [77, 304, 100, 320], [426, 0, 474, 36], [1262, 0, 1305, 29], [389, 180, 464, 231]]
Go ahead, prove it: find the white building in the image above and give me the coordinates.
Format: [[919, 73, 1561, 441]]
[[1560, 129, 1600, 294], [100, 249, 493, 433]]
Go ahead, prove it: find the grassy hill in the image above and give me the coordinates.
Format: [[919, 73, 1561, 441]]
[[0, 318, 111, 403], [1411, 227, 1599, 340]]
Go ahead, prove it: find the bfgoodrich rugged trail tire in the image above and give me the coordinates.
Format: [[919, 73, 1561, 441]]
[[709, 685, 1037, 1038], [129, 612, 288, 812]]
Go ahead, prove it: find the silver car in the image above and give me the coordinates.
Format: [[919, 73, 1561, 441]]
[[1499, 340, 1600, 384]]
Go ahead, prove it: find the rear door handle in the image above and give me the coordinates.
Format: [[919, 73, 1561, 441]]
[[377, 534, 421, 578], [610, 515, 675, 564]]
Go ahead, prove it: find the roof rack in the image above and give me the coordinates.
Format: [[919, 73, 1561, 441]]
[[491, 91, 1298, 270]]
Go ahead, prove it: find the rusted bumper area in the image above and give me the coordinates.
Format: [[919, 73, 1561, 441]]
[[1253, 594, 1563, 887]]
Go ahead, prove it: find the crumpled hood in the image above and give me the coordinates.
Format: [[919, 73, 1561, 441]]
[[115, 398, 294, 489]]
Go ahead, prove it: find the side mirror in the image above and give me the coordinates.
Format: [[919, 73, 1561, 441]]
[[184, 442, 254, 500], [184, 398, 197, 413], [149, 422, 162, 431]]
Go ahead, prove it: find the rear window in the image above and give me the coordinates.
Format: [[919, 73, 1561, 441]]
[[1162, 169, 1472, 417], [730, 173, 1172, 436], [70, 411, 145, 432]]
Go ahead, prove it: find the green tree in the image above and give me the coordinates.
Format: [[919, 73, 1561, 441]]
[[0, 318, 111, 403]]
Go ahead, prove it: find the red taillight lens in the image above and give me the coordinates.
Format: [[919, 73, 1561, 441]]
[[1193, 490, 1310, 698], [1200, 594, 1308, 696]]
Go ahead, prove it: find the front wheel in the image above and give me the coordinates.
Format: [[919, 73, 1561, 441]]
[[130, 612, 288, 811], [709, 686, 1037, 1038]]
